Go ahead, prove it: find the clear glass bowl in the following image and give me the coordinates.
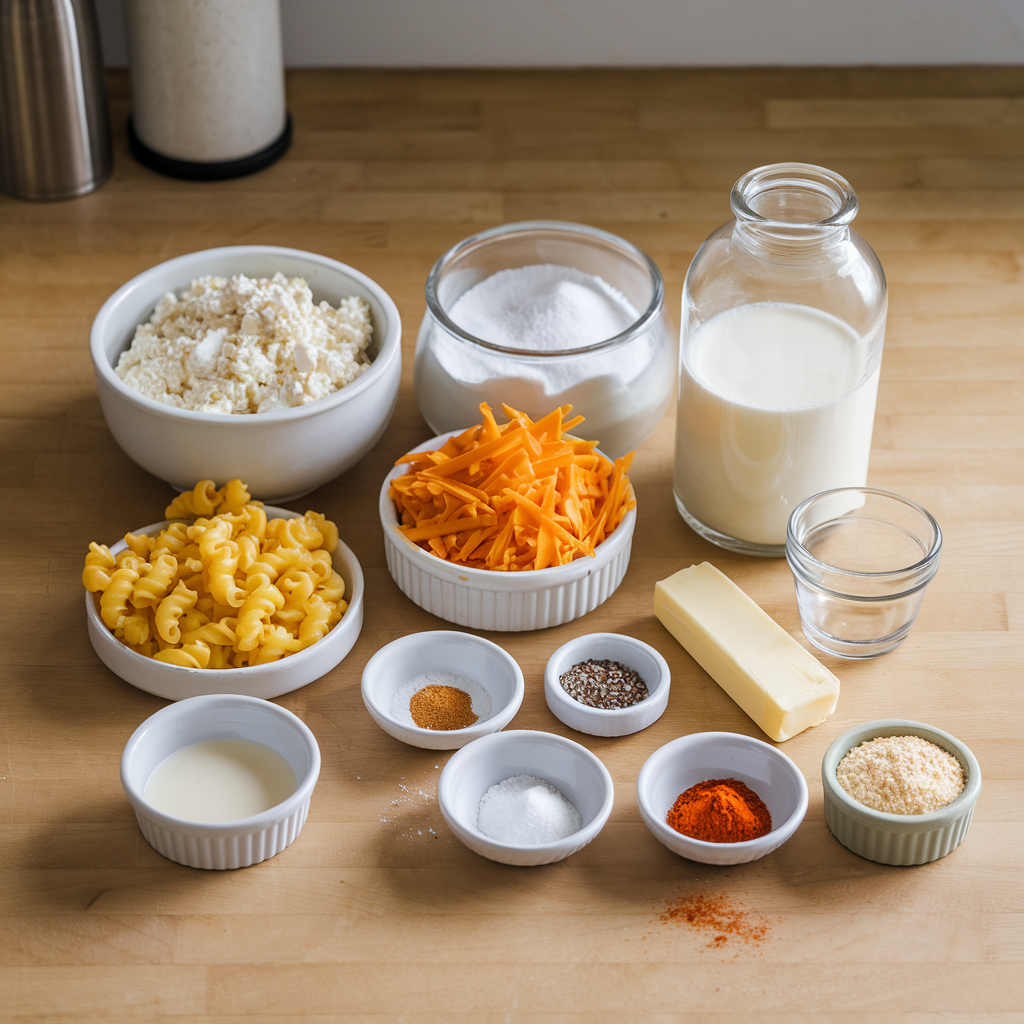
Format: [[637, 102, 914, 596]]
[[673, 164, 888, 556], [786, 487, 942, 658], [414, 220, 675, 458]]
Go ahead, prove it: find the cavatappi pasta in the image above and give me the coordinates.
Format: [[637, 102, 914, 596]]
[[83, 479, 346, 668]]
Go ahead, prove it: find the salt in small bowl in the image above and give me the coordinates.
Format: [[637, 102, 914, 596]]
[[544, 632, 670, 737], [360, 630, 525, 750], [438, 729, 614, 866]]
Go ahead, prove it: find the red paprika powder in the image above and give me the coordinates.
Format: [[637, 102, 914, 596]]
[[666, 778, 772, 843]]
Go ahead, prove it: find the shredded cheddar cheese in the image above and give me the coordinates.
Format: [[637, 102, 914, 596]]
[[389, 403, 635, 571]]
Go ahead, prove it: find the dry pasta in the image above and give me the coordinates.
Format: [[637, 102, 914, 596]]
[[83, 479, 347, 668]]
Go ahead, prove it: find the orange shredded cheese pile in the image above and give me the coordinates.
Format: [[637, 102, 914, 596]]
[[389, 402, 635, 571]]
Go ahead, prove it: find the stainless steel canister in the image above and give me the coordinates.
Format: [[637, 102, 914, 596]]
[[0, 0, 112, 200]]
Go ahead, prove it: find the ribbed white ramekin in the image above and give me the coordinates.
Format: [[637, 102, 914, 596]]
[[120, 694, 321, 870], [821, 720, 981, 866], [379, 433, 636, 631]]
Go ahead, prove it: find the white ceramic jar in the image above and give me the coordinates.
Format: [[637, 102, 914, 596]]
[[124, 0, 289, 176]]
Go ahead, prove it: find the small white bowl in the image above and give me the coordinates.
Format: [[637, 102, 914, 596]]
[[544, 632, 670, 737], [636, 732, 808, 865], [86, 506, 364, 701], [120, 693, 321, 870], [360, 630, 524, 750], [90, 245, 402, 502], [438, 729, 615, 866], [379, 432, 636, 631]]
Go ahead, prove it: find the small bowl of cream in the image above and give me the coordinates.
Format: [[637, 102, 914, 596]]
[[120, 693, 320, 870], [360, 631, 525, 750]]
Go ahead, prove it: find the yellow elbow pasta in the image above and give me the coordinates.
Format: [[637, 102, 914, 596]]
[[86, 479, 346, 668]]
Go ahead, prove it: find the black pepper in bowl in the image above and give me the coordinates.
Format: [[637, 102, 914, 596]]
[[559, 659, 649, 710]]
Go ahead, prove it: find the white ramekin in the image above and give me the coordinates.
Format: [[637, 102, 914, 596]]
[[636, 732, 809, 865], [438, 729, 615, 866], [86, 507, 364, 701], [821, 720, 981, 866], [544, 632, 671, 737], [361, 630, 525, 750], [120, 694, 321, 870], [379, 432, 636, 631], [90, 245, 402, 502]]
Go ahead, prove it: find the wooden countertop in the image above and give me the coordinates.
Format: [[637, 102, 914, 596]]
[[2, 67, 1022, 1021]]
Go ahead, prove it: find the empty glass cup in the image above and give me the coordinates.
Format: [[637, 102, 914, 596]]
[[786, 488, 942, 659]]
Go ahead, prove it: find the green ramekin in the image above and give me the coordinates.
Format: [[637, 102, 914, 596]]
[[821, 719, 981, 866]]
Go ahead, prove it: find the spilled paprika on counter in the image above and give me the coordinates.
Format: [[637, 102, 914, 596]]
[[666, 778, 772, 843]]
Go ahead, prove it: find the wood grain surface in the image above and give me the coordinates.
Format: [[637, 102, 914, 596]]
[[2, 67, 1022, 1022]]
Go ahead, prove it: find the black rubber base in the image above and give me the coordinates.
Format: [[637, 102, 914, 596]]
[[127, 114, 292, 181]]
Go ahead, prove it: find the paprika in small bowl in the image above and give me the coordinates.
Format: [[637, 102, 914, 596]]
[[636, 732, 808, 865]]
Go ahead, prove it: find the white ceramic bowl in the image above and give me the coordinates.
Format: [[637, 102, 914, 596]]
[[379, 432, 636, 631], [636, 732, 809, 865], [120, 693, 321, 870], [86, 506, 364, 701], [90, 245, 402, 502], [821, 719, 981, 866], [360, 630, 525, 750], [544, 632, 670, 737], [438, 729, 615, 866]]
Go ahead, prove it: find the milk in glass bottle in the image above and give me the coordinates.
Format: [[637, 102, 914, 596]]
[[673, 163, 887, 556]]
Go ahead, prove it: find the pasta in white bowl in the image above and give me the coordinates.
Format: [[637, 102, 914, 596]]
[[85, 503, 364, 701]]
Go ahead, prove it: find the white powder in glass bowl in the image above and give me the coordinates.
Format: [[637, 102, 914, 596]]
[[115, 273, 373, 414]]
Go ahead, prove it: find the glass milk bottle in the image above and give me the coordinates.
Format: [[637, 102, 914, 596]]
[[673, 163, 887, 557]]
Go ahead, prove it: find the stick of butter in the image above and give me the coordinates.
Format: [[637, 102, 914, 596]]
[[654, 561, 839, 742]]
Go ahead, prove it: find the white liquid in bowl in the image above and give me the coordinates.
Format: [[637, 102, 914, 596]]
[[674, 301, 880, 546], [144, 738, 297, 822]]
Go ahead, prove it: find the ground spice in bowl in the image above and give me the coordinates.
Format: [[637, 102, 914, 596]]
[[409, 684, 478, 731], [666, 778, 772, 843], [559, 658, 649, 710], [388, 670, 491, 732]]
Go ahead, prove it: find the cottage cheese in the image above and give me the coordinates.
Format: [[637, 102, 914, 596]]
[[115, 273, 373, 414]]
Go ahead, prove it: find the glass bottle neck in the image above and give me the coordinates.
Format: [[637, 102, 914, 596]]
[[730, 162, 858, 256]]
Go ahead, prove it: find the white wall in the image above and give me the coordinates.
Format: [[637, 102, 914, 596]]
[[96, 0, 1024, 67]]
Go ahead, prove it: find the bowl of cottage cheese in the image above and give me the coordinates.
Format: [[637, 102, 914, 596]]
[[91, 246, 402, 501]]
